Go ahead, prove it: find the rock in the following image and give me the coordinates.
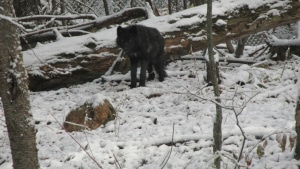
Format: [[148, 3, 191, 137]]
[[63, 95, 116, 132]]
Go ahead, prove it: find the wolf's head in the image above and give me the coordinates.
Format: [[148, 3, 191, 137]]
[[116, 26, 138, 54]]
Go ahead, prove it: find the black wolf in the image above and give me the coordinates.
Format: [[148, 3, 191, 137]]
[[116, 25, 166, 88]]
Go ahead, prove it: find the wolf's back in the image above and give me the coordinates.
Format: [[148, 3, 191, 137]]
[[134, 25, 164, 54]]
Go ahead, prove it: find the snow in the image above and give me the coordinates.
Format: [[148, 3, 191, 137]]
[[268, 35, 300, 46], [1, 0, 300, 168], [215, 19, 227, 26], [1, 57, 299, 168]]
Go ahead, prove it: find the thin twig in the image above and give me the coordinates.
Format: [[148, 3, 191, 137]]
[[160, 123, 175, 169], [230, 90, 259, 169], [245, 131, 292, 160], [50, 113, 104, 169], [83, 130, 97, 163], [113, 153, 122, 169]]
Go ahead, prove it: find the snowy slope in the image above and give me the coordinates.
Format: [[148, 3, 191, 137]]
[[1, 57, 299, 168]]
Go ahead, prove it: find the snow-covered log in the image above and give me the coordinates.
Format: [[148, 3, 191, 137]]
[[267, 21, 300, 61], [24, 0, 300, 91], [162, 0, 300, 60], [21, 7, 148, 46]]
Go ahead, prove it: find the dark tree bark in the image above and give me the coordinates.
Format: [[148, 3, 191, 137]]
[[288, 21, 300, 159], [295, 88, 300, 159], [183, 0, 188, 9], [295, 94, 300, 158], [207, 0, 222, 168], [168, 0, 172, 14], [0, 1, 39, 169], [61, 0, 66, 25], [13, 0, 40, 17]]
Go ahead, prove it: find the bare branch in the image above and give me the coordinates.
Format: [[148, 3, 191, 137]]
[[21, 7, 147, 44], [14, 14, 97, 22]]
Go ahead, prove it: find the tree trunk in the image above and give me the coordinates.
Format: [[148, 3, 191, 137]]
[[102, 0, 110, 15], [294, 22, 300, 160], [168, 0, 172, 14], [207, 0, 222, 168], [183, 0, 187, 9], [295, 91, 300, 159], [13, 0, 40, 17], [0, 1, 39, 169]]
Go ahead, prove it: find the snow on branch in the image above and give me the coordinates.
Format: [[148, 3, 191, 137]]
[[268, 35, 300, 46], [268, 20, 300, 46]]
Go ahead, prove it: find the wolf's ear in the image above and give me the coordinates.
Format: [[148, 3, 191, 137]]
[[117, 26, 123, 36], [129, 26, 137, 36]]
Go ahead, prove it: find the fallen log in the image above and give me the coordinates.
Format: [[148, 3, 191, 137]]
[[180, 56, 257, 65], [21, 7, 148, 45], [24, 0, 300, 91], [161, 0, 300, 60], [267, 34, 300, 61]]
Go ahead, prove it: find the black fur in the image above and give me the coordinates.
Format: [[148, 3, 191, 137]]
[[116, 25, 166, 88]]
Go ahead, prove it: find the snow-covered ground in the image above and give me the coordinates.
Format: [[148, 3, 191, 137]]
[[1, 53, 300, 168]]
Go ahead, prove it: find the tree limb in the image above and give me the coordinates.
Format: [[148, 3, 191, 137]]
[[14, 14, 97, 22], [21, 7, 148, 45]]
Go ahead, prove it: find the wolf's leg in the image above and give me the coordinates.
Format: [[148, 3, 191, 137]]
[[154, 60, 166, 82], [148, 63, 155, 81], [130, 58, 138, 88], [139, 60, 148, 86]]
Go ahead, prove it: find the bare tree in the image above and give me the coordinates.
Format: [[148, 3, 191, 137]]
[[294, 60, 300, 159], [168, 0, 172, 14], [183, 0, 187, 9], [206, 0, 222, 168], [0, 1, 39, 169]]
